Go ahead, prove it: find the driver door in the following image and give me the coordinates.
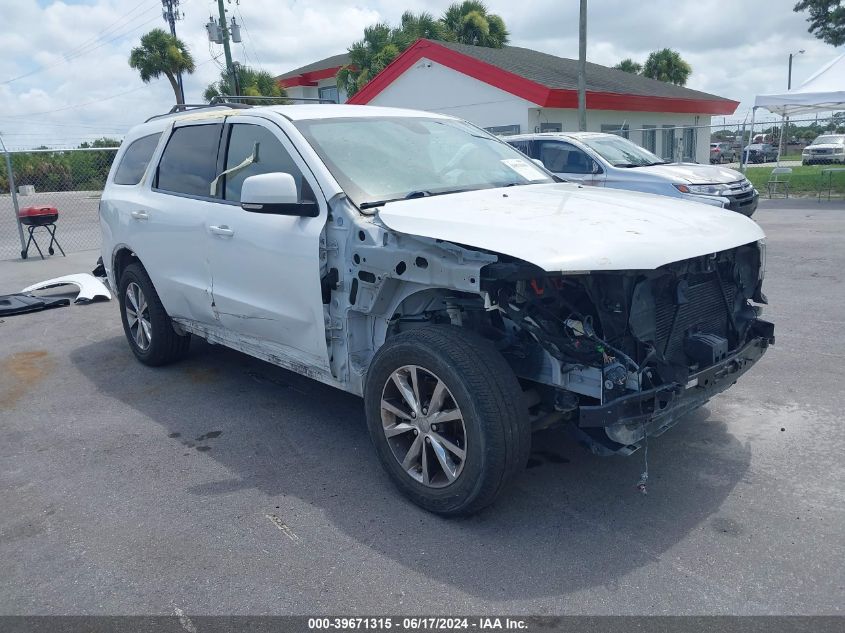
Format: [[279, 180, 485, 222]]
[[535, 140, 605, 186], [204, 117, 330, 371]]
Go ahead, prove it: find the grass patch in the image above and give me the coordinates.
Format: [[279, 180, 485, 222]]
[[745, 164, 845, 196]]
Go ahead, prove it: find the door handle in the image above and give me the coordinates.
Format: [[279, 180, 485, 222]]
[[130, 210, 149, 220], [209, 225, 235, 237]]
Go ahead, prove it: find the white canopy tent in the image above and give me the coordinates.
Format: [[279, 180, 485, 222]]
[[743, 54, 845, 169], [754, 53, 845, 116]]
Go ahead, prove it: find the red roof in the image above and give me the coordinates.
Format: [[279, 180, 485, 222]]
[[276, 52, 350, 88], [348, 39, 739, 115]]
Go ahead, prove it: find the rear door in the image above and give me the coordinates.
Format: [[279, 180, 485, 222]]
[[142, 120, 225, 323], [204, 117, 330, 370], [535, 139, 605, 185]]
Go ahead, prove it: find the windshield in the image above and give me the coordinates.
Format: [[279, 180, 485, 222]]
[[578, 134, 666, 167], [293, 116, 554, 207], [811, 135, 845, 146]]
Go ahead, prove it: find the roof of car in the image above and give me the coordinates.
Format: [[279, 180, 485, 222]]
[[129, 104, 453, 139], [260, 104, 453, 121]]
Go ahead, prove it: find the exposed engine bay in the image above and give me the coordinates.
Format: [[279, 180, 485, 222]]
[[384, 241, 774, 455]]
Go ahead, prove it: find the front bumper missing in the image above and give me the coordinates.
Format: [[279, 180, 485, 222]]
[[578, 320, 774, 448]]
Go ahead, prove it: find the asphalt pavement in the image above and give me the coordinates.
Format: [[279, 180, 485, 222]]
[[0, 199, 843, 615]]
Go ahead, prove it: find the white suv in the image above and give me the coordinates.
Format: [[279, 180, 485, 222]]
[[100, 104, 774, 515]]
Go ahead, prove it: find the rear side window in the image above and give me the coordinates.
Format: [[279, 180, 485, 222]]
[[223, 123, 304, 202], [156, 124, 222, 197], [113, 133, 161, 185], [537, 140, 592, 174]]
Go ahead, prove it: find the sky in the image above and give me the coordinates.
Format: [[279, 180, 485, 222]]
[[0, 0, 840, 149]]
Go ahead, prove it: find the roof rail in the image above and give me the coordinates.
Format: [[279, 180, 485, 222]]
[[144, 102, 249, 123], [210, 95, 338, 104], [144, 95, 338, 123]]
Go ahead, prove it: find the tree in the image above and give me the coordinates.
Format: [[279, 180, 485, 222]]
[[129, 29, 195, 105], [337, 3, 509, 97], [204, 65, 288, 104], [442, 1, 509, 47], [794, 0, 845, 46], [337, 22, 404, 98], [397, 11, 448, 46], [613, 58, 642, 74], [642, 48, 692, 86]]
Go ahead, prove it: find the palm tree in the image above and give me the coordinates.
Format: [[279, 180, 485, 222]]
[[337, 22, 403, 97], [129, 29, 195, 105], [614, 58, 642, 74], [336, 4, 510, 97], [397, 11, 448, 46], [642, 48, 692, 86], [442, 1, 509, 48], [204, 65, 288, 105]]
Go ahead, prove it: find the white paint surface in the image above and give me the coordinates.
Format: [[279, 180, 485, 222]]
[[377, 183, 764, 272]]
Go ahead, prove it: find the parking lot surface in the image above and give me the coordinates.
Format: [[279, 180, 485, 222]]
[[1, 199, 843, 615]]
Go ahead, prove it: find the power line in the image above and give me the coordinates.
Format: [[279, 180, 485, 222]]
[[61, 0, 158, 61], [235, 6, 263, 69], [1, 10, 162, 85], [0, 86, 150, 117], [1, 55, 220, 120], [0, 118, 132, 130]]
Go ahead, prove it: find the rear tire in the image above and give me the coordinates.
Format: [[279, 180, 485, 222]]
[[118, 263, 190, 366], [364, 325, 530, 516]]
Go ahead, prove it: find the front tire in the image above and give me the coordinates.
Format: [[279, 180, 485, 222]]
[[118, 263, 190, 366], [364, 326, 530, 516]]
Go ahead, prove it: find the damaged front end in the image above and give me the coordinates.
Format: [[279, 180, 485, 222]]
[[481, 241, 774, 455]]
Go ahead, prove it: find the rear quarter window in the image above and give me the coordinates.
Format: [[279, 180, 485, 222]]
[[113, 133, 162, 185]]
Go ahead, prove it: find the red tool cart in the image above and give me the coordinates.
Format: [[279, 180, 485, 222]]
[[17, 206, 66, 260]]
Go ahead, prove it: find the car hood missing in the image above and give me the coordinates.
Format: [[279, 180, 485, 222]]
[[377, 183, 765, 272]]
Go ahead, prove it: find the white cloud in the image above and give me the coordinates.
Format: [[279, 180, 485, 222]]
[[0, 0, 838, 148]]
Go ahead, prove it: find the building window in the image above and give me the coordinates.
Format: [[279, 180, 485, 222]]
[[318, 85, 339, 103], [540, 123, 562, 132], [642, 125, 657, 154], [484, 124, 520, 136], [662, 125, 676, 161], [682, 127, 696, 162], [601, 124, 629, 139]]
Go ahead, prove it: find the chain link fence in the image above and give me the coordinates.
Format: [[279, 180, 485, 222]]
[[596, 114, 843, 168], [0, 144, 117, 261], [1, 113, 843, 261]]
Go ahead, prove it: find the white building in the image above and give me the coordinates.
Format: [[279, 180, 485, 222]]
[[278, 40, 739, 164], [277, 53, 350, 106]]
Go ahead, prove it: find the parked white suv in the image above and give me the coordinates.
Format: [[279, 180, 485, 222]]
[[100, 104, 774, 515], [802, 134, 845, 165]]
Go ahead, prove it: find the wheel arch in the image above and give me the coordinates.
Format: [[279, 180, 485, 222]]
[[111, 245, 144, 287]]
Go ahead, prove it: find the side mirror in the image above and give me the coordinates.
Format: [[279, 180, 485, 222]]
[[240, 172, 318, 217], [531, 158, 546, 169], [591, 161, 602, 175]]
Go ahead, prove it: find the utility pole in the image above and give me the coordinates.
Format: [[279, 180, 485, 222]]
[[577, 0, 587, 131], [161, 0, 185, 104], [779, 49, 804, 163], [216, 0, 235, 92]]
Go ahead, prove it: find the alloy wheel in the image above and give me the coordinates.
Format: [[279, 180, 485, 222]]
[[125, 281, 152, 351], [380, 365, 467, 488]]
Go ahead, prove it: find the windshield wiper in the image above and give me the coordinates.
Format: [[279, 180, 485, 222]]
[[358, 188, 471, 210], [642, 160, 670, 166]]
